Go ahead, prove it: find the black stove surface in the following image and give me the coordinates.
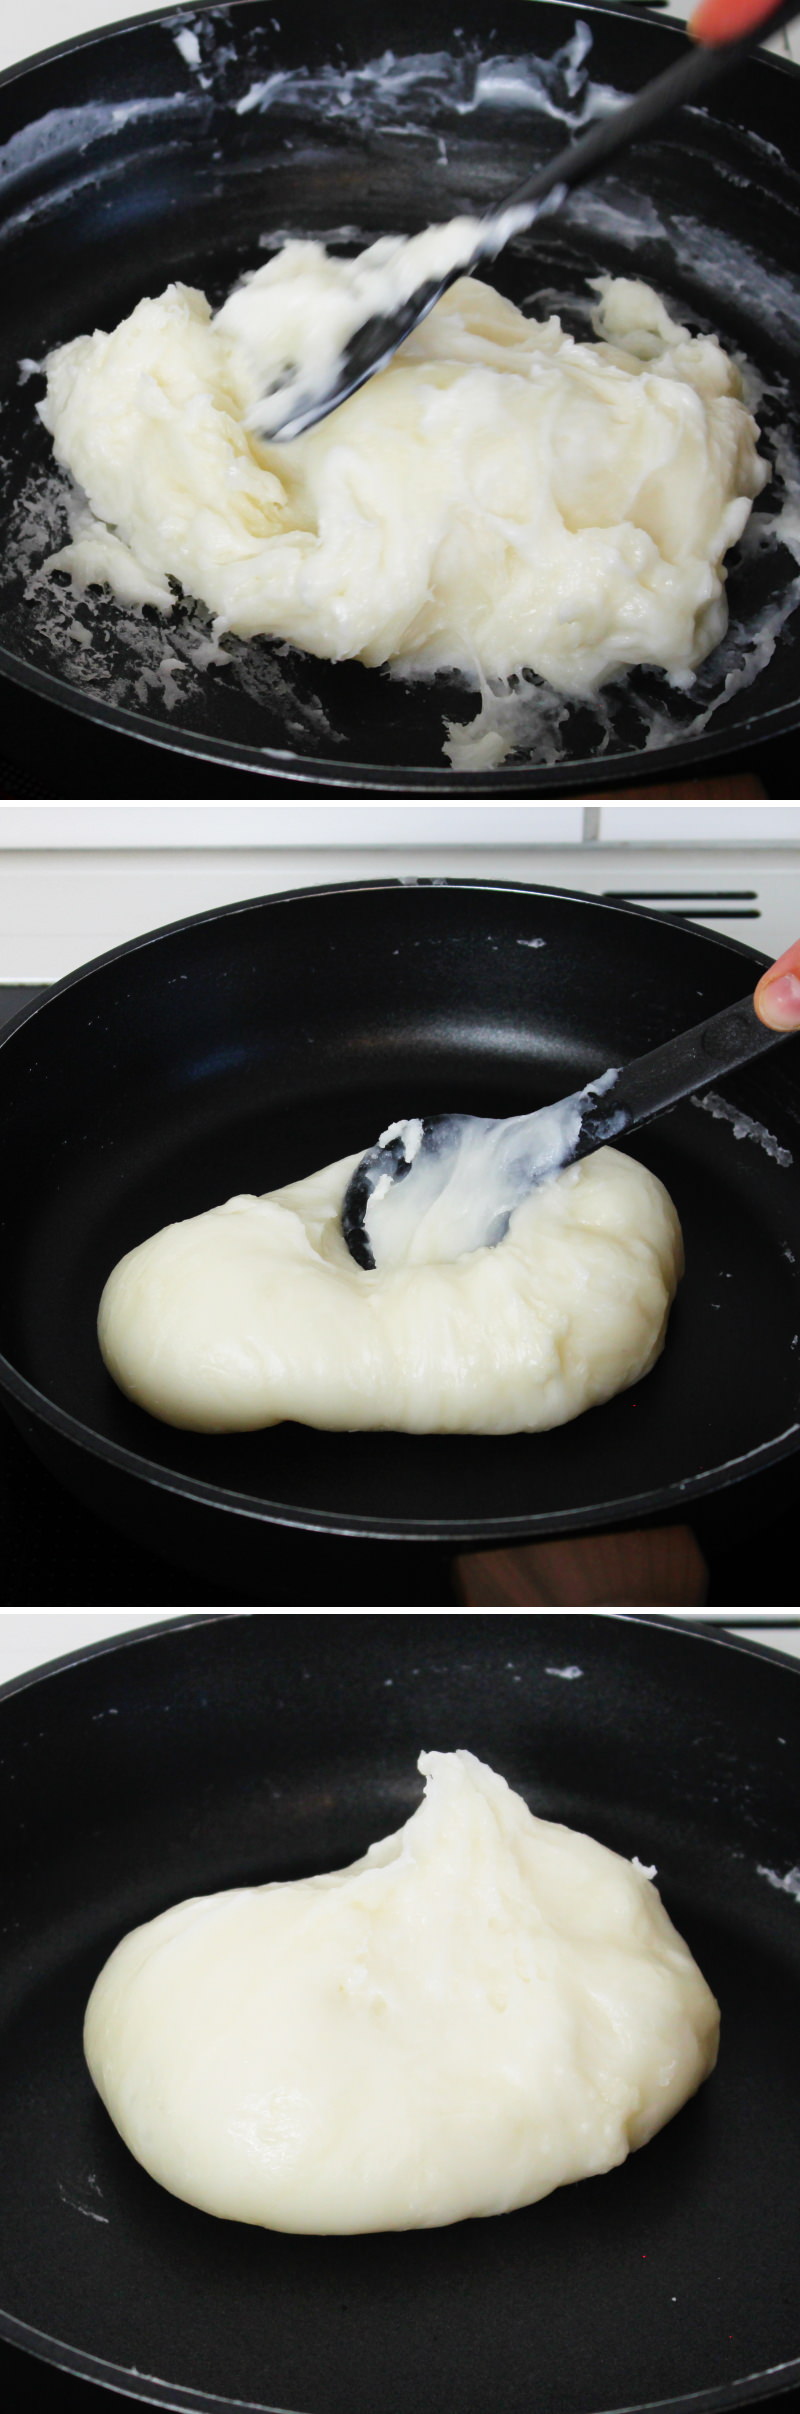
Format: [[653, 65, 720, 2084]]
[[0, 2343, 132, 2410]]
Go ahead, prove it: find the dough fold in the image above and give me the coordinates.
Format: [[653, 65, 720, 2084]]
[[84, 1750, 720, 2234], [97, 1143, 683, 1434]]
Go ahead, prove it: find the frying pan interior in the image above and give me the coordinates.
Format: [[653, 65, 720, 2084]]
[[0, 1611, 798, 2414], [0, 0, 799, 791], [0, 879, 798, 1558]]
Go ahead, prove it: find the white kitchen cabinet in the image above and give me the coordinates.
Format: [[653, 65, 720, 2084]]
[[594, 808, 800, 845], [1, 807, 798, 979], [0, 808, 586, 850]]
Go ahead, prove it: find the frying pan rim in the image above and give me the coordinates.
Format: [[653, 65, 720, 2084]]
[[4, 1605, 800, 1714], [1, 639, 799, 797], [4, 0, 800, 96], [1, 875, 796, 1545], [1, 4, 799, 793], [0, 2304, 798, 2414], [0, 871, 774, 1039], [0, 1610, 798, 2414]]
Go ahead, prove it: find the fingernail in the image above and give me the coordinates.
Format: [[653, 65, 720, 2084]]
[[759, 972, 800, 1029]]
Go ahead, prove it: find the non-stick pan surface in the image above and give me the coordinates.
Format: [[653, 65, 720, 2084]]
[[0, 1611, 798, 2414], [0, 880, 799, 1575], [1, 0, 799, 794]]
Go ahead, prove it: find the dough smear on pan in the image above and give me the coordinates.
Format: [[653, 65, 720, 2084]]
[[39, 252, 767, 700], [97, 1142, 683, 1434], [84, 1750, 720, 2235]]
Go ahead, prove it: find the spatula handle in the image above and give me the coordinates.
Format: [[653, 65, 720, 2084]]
[[501, 0, 798, 223], [577, 991, 789, 1156]]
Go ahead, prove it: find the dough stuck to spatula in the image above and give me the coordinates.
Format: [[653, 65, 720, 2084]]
[[84, 1749, 719, 2234]]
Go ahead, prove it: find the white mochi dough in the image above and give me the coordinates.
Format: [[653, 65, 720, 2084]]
[[97, 1143, 683, 1435], [39, 251, 767, 696], [84, 1750, 720, 2234]]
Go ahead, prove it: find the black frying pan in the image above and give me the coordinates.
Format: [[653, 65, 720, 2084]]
[[0, 1610, 798, 2414], [0, 879, 798, 1593], [1, 0, 799, 795]]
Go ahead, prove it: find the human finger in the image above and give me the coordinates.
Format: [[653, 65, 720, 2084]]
[[753, 940, 800, 1031]]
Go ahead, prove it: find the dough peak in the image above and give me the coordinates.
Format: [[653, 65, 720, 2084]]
[[84, 1749, 719, 2233]]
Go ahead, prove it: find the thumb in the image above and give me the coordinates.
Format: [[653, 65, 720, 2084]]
[[753, 940, 800, 1031]]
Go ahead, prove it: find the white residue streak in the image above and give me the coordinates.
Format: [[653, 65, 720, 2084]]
[[586, 1067, 620, 1104], [0, 95, 188, 186], [158, 653, 187, 709], [174, 27, 201, 69], [691, 1091, 793, 1168], [364, 1074, 629, 1267], [171, 21, 215, 91], [5, 464, 340, 753], [545, 1665, 584, 1681], [757, 1865, 800, 1901], [58, 2179, 109, 2222], [234, 26, 620, 132], [379, 1117, 424, 1161]]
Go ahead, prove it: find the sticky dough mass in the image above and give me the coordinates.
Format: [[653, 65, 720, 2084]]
[[40, 251, 767, 692], [97, 1143, 683, 1435], [84, 1749, 720, 2234]]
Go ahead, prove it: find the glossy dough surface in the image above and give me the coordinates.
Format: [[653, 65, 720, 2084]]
[[84, 1750, 720, 2235], [40, 258, 766, 694], [97, 1144, 683, 1434]]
